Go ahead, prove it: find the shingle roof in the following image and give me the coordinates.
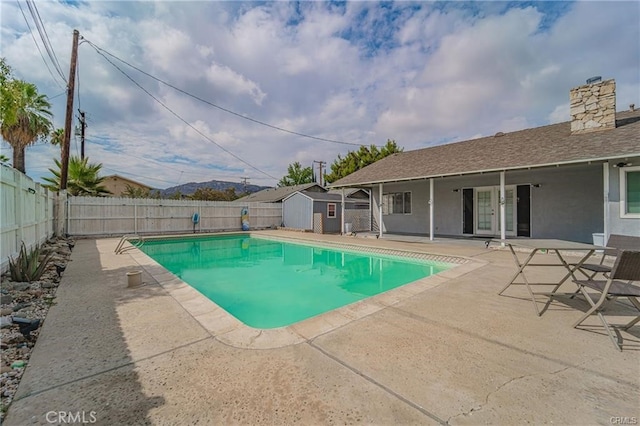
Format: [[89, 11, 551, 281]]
[[238, 183, 324, 202], [301, 191, 357, 202], [329, 110, 640, 187]]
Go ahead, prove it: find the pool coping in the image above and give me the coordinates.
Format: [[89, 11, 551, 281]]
[[126, 231, 487, 349]]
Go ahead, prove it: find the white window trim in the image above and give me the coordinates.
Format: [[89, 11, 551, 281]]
[[327, 203, 337, 219], [619, 165, 640, 218], [382, 191, 412, 215]]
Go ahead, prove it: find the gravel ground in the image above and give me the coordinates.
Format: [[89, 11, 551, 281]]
[[0, 238, 74, 421]]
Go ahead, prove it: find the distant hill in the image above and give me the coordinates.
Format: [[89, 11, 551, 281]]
[[158, 180, 271, 198]]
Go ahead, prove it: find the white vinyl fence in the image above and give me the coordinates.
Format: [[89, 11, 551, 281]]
[[0, 165, 282, 272], [67, 196, 282, 236], [1, 165, 55, 272]]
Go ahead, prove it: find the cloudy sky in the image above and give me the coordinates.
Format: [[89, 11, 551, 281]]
[[1, 1, 639, 189]]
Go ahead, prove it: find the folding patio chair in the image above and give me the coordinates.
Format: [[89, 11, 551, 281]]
[[574, 234, 640, 279], [572, 250, 640, 351]]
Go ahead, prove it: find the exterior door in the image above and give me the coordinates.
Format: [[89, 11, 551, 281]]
[[475, 187, 495, 235], [474, 186, 516, 236]]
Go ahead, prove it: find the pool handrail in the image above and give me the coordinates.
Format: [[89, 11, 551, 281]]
[[115, 234, 145, 254]]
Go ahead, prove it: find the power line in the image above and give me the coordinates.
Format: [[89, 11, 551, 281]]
[[24, 0, 66, 82], [16, 0, 65, 89], [48, 90, 66, 100], [83, 38, 367, 147], [84, 137, 253, 181], [85, 39, 278, 181], [102, 167, 179, 186]]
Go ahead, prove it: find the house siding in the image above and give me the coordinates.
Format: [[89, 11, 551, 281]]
[[283, 193, 313, 230], [313, 201, 342, 233], [608, 155, 640, 237], [372, 163, 605, 242]]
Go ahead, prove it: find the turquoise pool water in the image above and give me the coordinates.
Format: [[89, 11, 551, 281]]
[[140, 235, 452, 328]]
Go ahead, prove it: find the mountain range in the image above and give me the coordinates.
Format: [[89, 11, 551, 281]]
[[158, 179, 270, 198]]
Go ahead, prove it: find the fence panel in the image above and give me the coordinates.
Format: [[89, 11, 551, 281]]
[[1, 165, 55, 273], [344, 209, 371, 232], [67, 197, 282, 236]]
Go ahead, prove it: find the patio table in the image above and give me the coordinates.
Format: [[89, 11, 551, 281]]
[[494, 239, 599, 316]]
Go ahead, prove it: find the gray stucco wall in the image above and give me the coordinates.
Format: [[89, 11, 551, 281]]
[[607, 156, 640, 237], [371, 163, 605, 242]]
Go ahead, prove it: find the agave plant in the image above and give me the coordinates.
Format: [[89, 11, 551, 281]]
[[8, 242, 54, 282]]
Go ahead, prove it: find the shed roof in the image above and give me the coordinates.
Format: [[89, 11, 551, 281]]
[[238, 183, 324, 202], [329, 110, 640, 187]]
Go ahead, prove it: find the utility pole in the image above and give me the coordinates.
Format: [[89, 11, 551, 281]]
[[313, 160, 326, 187], [240, 176, 249, 193], [61, 29, 79, 190], [77, 110, 86, 160]]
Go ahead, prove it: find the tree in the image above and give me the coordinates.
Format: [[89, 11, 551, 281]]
[[42, 156, 111, 196], [50, 128, 64, 150], [0, 59, 53, 173], [123, 184, 151, 199], [324, 139, 403, 184], [278, 161, 314, 187], [190, 187, 239, 201]]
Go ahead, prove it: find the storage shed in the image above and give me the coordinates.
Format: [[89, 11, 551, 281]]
[[282, 190, 368, 233]]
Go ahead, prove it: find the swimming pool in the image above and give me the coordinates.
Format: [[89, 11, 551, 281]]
[[140, 234, 454, 328]]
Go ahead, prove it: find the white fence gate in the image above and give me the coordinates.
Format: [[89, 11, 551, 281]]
[[1, 165, 55, 272], [344, 209, 371, 233], [67, 197, 282, 236]]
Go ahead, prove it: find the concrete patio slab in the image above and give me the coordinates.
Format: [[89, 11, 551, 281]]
[[4, 231, 639, 425]]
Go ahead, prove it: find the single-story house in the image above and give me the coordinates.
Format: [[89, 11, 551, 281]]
[[283, 188, 371, 233], [237, 183, 325, 203], [102, 174, 153, 197], [328, 78, 640, 243]]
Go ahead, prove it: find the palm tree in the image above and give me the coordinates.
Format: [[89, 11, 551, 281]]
[[50, 128, 64, 150], [0, 80, 53, 173], [42, 155, 111, 196]]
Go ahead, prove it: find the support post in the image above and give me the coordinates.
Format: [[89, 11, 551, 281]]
[[500, 171, 506, 246], [603, 162, 609, 243], [341, 188, 345, 234], [378, 183, 383, 238], [79, 110, 86, 160], [429, 178, 434, 241], [61, 29, 79, 190]]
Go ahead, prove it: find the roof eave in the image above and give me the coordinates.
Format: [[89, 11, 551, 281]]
[[327, 153, 640, 188]]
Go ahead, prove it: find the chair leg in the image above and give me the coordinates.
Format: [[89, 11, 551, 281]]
[[621, 297, 640, 330], [573, 290, 624, 351], [595, 310, 623, 351]]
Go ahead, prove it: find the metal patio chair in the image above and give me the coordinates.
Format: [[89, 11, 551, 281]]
[[572, 250, 640, 351], [574, 234, 640, 279]]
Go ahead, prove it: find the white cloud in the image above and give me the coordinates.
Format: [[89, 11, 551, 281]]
[[0, 1, 637, 188], [205, 63, 266, 105]]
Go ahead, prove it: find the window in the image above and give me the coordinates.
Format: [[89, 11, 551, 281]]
[[327, 203, 336, 218], [382, 192, 412, 215], [620, 166, 640, 218]]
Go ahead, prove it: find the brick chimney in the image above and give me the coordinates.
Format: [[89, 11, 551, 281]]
[[570, 78, 616, 134]]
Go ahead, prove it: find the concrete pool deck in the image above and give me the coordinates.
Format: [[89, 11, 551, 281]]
[[4, 230, 640, 425]]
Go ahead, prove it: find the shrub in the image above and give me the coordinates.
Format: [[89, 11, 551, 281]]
[[8, 242, 54, 282]]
